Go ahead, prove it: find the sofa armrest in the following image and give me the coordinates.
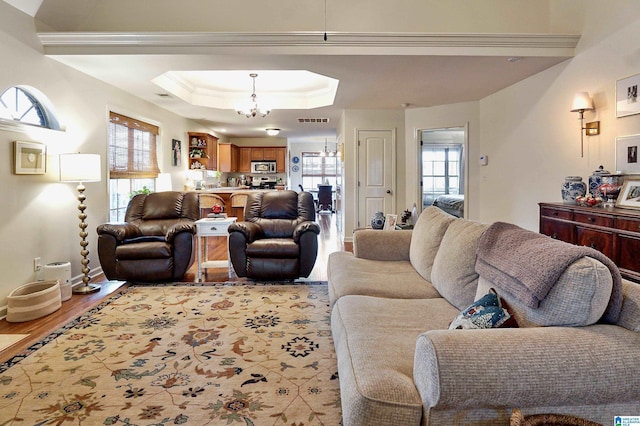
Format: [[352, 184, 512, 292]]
[[293, 221, 321, 243], [165, 221, 196, 243], [97, 223, 142, 243], [414, 325, 640, 410], [353, 229, 412, 261]]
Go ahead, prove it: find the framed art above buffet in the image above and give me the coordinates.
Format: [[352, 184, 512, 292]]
[[616, 134, 640, 174], [616, 73, 640, 118]]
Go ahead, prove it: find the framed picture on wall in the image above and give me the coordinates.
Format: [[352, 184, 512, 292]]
[[14, 141, 46, 174], [172, 139, 181, 167], [616, 134, 640, 174], [616, 73, 640, 118]]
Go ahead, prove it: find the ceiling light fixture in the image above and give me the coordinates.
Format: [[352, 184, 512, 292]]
[[266, 128, 280, 136], [320, 138, 336, 157], [237, 73, 270, 118]]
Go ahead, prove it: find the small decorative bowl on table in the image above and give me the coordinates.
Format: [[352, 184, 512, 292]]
[[575, 194, 604, 207]]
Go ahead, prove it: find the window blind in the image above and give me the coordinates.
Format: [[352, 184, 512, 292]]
[[108, 112, 160, 179]]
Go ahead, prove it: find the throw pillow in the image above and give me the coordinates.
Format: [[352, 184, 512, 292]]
[[409, 206, 457, 282], [449, 288, 518, 330]]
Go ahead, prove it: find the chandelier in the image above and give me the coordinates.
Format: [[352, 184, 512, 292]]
[[236, 73, 270, 118], [320, 139, 336, 157]]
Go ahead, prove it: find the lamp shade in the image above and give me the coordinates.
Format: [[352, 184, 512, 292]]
[[59, 153, 101, 182], [571, 92, 594, 112]]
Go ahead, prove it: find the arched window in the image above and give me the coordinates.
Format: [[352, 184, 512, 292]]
[[0, 85, 61, 130]]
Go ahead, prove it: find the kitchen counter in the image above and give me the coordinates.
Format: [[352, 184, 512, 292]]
[[199, 186, 251, 193], [192, 188, 286, 219]]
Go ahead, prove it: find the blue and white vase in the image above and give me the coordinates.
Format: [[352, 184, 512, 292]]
[[561, 176, 587, 204], [370, 211, 386, 229], [589, 165, 610, 197]]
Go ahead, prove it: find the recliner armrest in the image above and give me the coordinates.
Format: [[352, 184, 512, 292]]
[[97, 223, 142, 243], [293, 221, 321, 243], [165, 221, 196, 243], [228, 221, 264, 243]]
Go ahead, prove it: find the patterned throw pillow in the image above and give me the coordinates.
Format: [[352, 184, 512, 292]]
[[449, 288, 518, 330]]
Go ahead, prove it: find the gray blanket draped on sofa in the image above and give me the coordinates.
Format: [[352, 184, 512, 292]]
[[475, 221, 622, 324]]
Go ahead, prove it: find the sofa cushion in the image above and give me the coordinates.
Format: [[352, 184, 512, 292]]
[[475, 256, 613, 327], [409, 206, 457, 282], [449, 288, 517, 329], [430, 219, 488, 310], [327, 251, 441, 306], [332, 295, 460, 426]]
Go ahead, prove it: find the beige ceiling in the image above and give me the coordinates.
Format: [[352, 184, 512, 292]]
[[14, 0, 584, 139]]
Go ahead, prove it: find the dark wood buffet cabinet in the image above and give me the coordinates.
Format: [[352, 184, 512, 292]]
[[539, 202, 640, 282]]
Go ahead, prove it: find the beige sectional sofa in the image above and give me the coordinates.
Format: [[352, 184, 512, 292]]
[[327, 206, 640, 425]]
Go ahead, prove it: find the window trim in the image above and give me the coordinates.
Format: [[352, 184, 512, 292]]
[[0, 85, 62, 131]]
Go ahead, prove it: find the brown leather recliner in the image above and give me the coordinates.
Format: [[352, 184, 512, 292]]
[[97, 191, 199, 282], [228, 190, 320, 280]]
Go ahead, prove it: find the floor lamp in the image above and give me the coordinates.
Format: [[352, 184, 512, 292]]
[[59, 153, 102, 294]]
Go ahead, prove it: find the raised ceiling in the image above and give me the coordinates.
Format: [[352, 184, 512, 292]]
[[9, 0, 584, 139], [152, 70, 339, 111]]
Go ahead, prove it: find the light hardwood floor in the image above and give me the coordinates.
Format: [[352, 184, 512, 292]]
[[0, 212, 347, 363]]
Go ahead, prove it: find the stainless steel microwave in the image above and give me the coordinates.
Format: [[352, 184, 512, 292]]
[[251, 161, 276, 174]]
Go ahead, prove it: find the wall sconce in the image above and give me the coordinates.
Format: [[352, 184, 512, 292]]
[[570, 92, 600, 157]]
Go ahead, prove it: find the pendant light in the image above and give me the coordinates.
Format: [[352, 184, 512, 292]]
[[236, 73, 270, 118]]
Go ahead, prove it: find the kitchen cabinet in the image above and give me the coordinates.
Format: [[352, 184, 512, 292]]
[[276, 147, 286, 173], [188, 132, 218, 171], [239, 147, 252, 173], [218, 143, 239, 173], [251, 148, 264, 161], [263, 147, 276, 161], [237, 146, 287, 173], [539, 202, 640, 282]]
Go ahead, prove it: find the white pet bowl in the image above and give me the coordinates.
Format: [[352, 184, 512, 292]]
[[6, 280, 62, 323]]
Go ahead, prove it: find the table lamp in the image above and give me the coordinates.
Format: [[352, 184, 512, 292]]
[[59, 153, 102, 294]]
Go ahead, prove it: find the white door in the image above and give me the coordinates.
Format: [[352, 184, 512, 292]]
[[357, 129, 396, 228]]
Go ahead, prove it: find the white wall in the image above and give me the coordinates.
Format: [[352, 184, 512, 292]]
[[476, 2, 640, 230], [0, 2, 204, 310], [339, 109, 405, 239], [402, 1, 640, 231]]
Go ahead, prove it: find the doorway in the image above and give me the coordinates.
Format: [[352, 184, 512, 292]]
[[420, 127, 466, 218], [357, 129, 396, 228]]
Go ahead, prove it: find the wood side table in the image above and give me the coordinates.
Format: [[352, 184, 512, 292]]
[[195, 217, 237, 282]]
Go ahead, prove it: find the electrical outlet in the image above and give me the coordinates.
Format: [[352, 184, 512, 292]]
[[34, 257, 42, 272]]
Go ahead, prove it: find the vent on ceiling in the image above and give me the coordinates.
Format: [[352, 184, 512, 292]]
[[297, 117, 330, 123]]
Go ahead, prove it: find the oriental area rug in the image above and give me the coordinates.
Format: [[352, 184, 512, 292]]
[[0, 283, 342, 425]]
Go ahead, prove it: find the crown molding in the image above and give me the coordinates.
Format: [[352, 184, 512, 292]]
[[38, 31, 580, 56]]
